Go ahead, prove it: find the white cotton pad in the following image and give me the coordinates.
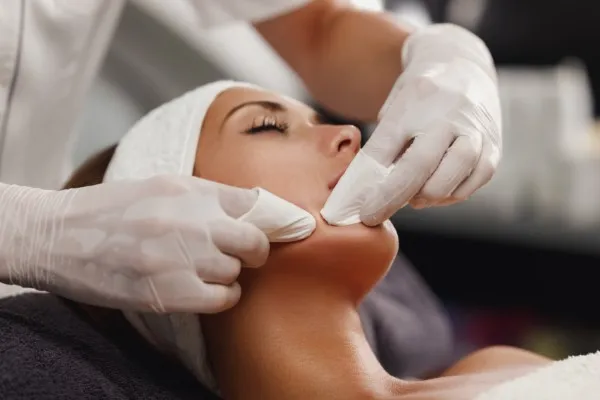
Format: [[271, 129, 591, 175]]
[[240, 188, 316, 242], [320, 150, 391, 226], [103, 80, 316, 393]]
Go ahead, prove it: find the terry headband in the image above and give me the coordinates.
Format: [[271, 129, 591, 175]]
[[104, 80, 316, 392]]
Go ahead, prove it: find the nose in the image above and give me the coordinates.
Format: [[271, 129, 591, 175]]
[[329, 125, 361, 156]]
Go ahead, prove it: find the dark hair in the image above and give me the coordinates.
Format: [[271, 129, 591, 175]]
[[63, 145, 117, 189]]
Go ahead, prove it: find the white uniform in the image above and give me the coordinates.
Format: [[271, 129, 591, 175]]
[[0, 0, 309, 190]]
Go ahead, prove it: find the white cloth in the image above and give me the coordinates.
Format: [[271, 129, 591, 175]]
[[475, 352, 600, 400], [105, 80, 247, 181], [321, 150, 392, 225], [105, 80, 315, 392], [0, 0, 309, 190]]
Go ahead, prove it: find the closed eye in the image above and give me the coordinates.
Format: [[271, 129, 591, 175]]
[[245, 119, 289, 135]]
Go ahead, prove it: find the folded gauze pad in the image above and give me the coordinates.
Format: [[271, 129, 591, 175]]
[[103, 80, 316, 393], [321, 150, 392, 226]]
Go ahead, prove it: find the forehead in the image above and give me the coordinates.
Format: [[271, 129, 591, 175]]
[[210, 86, 315, 118]]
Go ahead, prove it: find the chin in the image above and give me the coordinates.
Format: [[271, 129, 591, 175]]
[[264, 214, 399, 301]]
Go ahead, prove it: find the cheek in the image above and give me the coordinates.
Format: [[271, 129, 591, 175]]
[[198, 139, 329, 212]]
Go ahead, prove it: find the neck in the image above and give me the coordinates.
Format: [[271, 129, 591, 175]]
[[202, 273, 404, 400]]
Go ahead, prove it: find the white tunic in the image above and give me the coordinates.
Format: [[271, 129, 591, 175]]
[[0, 0, 309, 189]]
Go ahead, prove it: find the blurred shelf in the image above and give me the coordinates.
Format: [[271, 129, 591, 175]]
[[391, 200, 600, 326], [394, 226, 600, 326], [392, 204, 600, 256]]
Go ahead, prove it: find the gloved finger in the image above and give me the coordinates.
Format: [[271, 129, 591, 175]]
[[361, 105, 412, 167], [141, 273, 241, 313], [409, 196, 429, 209], [451, 140, 500, 200], [433, 197, 461, 207], [210, 218, 269, 268], [167, 280, 242, 314], [196, 252, 241, 286], [194, 281, 242, 314], [361, 131, 454, 226], [410, 196, 459, 209], [215, 184, 259, 218], [416, 135, 480, 202]]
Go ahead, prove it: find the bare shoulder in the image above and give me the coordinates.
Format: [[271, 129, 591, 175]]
[[382, 347, 552, 400], [442, 346, 551, 377]]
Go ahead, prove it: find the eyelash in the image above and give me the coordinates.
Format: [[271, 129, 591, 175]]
[[244, 116, 289, 135]]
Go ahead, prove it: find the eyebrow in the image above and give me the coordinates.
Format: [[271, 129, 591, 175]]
[[222, 100, 287, 126], [312, 110, 328, 125]]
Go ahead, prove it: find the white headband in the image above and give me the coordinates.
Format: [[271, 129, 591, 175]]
[[103, 80, 316, 392], [105, 80, 254, 181]]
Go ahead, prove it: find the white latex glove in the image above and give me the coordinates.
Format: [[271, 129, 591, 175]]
[[360, 24, 502, 226], [0, 176, 271, 313]]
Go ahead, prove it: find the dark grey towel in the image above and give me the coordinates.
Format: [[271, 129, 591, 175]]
[[0, 256, 451, 399], [360, 253, 454, 378], [0, 293, 218, 400]]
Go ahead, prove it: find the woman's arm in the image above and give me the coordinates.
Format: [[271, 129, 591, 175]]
[[254, 0, 411, 121]]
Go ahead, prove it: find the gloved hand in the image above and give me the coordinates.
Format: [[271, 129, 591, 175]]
[[0, 176, 269, 313], [360, 23, 502, 226]]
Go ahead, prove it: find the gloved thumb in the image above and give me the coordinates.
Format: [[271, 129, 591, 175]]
[[239, 188, 316, 243], [211, 181, 316, 242], [144, 273, 242, 314], [362, 100, 408, 167]]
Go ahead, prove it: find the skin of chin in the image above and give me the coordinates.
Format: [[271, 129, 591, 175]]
[[245, 219, 399, 302]]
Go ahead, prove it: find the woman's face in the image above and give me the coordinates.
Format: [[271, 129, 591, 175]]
[[196, 87, 361, 214], [196, 87, 397, 295]]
